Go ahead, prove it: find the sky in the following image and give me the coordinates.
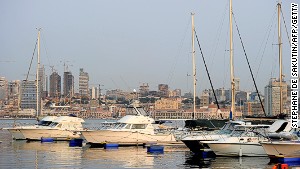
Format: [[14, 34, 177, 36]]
[[0, 0, 294, 94]]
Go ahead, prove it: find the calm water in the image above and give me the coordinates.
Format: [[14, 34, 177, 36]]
[[0, 119, 297, 169]]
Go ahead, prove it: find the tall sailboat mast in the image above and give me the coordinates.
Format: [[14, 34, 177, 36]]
[[191, 13, 196, 119], [229, 0, 235, 116], [277, 2, 283, 114], [36, 29, 41, 117]]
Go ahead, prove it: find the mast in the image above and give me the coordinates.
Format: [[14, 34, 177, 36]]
[[36, 28, 41, 117], [191, 13, 196, 119], [229, 0, 235, 117], [277, 2, 283, 114]]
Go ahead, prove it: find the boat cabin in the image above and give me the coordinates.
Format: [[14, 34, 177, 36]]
[[48, 115, 85, 130]]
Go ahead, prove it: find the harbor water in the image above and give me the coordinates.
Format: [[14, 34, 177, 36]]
[[0, 119, 298, 169]]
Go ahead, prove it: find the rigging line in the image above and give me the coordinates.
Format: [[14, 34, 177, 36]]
[[14, 38, 38, 127], [208, 0, 229, 83], [232, 12, 266, 117], [253, 6, 277, 89], [41, 32, 53, 69], [280, 6, 291, 47], [120, 76, 131, 91], [26, 38, 38, 82], [194, 29, 221, 112], [167, 17, 190, 86]]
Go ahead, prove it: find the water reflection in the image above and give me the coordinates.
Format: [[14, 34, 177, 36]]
[[184, 151, 275, 169], [1, 120, 295, 169], [84, 147, 154, 168], [11, 141, 83, 169], [184, 153, 212, 168]]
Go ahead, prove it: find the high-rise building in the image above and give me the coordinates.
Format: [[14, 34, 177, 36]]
[[200, 91, 209, 107], [63, 72, 74, 98], [0, 77, 8, 101], [139, 83, 149, 97], [79, 68, 89, 97], [43, 75, 48, 98], [244, 101, 264, 116], [158, 84, 168, 97], [20, 80, 38, 110], [215, 88, 226, 102], [170, 89, 181, 98], [38, 66, 45, 99], [49, 72, 61, 98], [8, 80, 20, 106], [264, 78, 288, 116], [90, 86, 99, 100]]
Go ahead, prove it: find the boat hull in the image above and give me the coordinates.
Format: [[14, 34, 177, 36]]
[[81, 130, 178, 146], [19, 128, 81, 141], [181, 134, 226, 153], [261, 141, 300, 159], [207, 142, 266, 157]]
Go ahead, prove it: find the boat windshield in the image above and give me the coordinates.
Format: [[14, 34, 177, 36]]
[[113, 123, 127, 129], [38, 121, 52, 126], [49, 122, 59, 127], [126, 107, 148, 116], [230, 126, 267, 137]]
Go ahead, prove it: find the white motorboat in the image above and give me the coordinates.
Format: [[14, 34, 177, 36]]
[[203, 124, 270, 157], [261, 140, 300, 160], [181, 120, 247, 153], [81, 105, 178, 146], [261, 120, 300, 160], [6, 116, 58, 140], [17, 115, 85, 141]]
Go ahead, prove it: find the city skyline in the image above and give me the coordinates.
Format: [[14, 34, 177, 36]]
[[0, 0, 292, 93]]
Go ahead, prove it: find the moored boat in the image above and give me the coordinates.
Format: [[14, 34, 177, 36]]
[[181, 120, 247, 153], [6, 116, 58, 140], [17, 115, 84, 141], [81, 104, 178, 147], [261, 140, 300, 162], [203, 124, 270, 157]]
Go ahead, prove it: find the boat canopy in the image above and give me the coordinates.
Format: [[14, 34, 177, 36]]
[[52, 116, 85, 123], [117, 115, 154, 124]]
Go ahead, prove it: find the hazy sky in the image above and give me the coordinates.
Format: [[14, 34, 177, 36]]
[[0, 0, 293, 94]]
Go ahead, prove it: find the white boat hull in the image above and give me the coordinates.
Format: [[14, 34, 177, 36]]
[[19, 128, 81, 141], [81, 130, 178, 145], [181, 134, 229, 153], [261, 141, 300, 158], [207, 142, 266, 157]]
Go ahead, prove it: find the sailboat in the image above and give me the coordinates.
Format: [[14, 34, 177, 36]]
[[182, 0, 271, 155], [260, 2, 300, 162], [184, 7, 244, 130], [182, 12, 241, 153], [6, 29, 85, 141], [202, 1, 293, 157]]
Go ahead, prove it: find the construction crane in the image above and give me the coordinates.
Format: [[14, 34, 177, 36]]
[[60, 60, 73, 72]]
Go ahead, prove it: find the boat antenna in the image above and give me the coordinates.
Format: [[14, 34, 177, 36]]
[[194, 29, 222, 118]]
